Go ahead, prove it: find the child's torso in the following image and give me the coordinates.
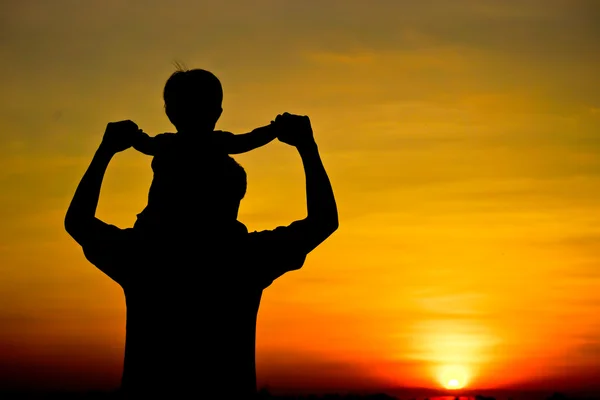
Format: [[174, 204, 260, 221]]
[[139, 130, 235, 231]]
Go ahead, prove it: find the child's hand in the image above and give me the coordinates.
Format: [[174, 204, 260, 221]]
[[275, 113, 314, 149], [267, 119, 280, 138], [100, 120, 144, 154], [270, 114, 290, 136]]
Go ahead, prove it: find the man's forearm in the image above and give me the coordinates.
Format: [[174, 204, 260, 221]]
[[64, 145, 114, 241], [298, 141, 339, 232]]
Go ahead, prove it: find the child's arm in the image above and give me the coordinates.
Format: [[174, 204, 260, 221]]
[[221, 123, 278, 155], [132, 131, 160, 156]]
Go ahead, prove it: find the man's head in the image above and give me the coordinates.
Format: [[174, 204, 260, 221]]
[[163, 68, 223, 132], [210, 155, 247, 219], [171, 153, 247, 221]]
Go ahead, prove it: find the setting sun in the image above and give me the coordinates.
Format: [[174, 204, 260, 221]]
[[439, 366, 469, 390], [447, 379, 460, 389]]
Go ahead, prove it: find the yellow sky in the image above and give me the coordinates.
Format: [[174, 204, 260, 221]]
[[1, 0, 600, 393]]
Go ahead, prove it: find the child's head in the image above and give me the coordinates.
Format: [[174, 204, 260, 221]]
[[163, 67, 223, 132]]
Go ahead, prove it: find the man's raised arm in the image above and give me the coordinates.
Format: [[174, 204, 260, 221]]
[[241, 114, 338, 287], [278, 113, 339, 254], [64, 120, 141, 246]]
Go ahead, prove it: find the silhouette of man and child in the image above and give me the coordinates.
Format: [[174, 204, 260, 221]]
[[65, 68, 339, 399]]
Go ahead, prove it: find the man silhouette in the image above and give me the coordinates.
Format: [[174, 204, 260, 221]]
[[64, 113, 338, 398]]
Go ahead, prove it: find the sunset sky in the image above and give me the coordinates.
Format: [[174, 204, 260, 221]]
[[1, 0, 600, 394]]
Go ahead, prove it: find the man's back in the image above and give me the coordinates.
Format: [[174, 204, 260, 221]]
[[108, 221, 257, 397], [96, 218, 306, 398]]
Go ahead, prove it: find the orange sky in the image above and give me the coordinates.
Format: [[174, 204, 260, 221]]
[[1, 0, 600, 394]]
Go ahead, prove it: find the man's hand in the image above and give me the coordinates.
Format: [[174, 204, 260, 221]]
[[275, 113, 315, 149], [99, 120, 144, 154]]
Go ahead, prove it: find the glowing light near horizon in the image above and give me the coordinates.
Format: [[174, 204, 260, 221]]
[[447, 378, 460, 389], [439, 365, 469, 390]]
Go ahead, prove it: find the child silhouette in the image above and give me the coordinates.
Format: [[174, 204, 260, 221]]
[[131, 68, 280, 232]]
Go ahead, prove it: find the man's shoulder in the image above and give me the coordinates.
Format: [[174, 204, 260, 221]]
[[78, 221, 140, 280], [80, 222, 137, 248], [245, 220, 309, 283], [248, 220, 307, 239]]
